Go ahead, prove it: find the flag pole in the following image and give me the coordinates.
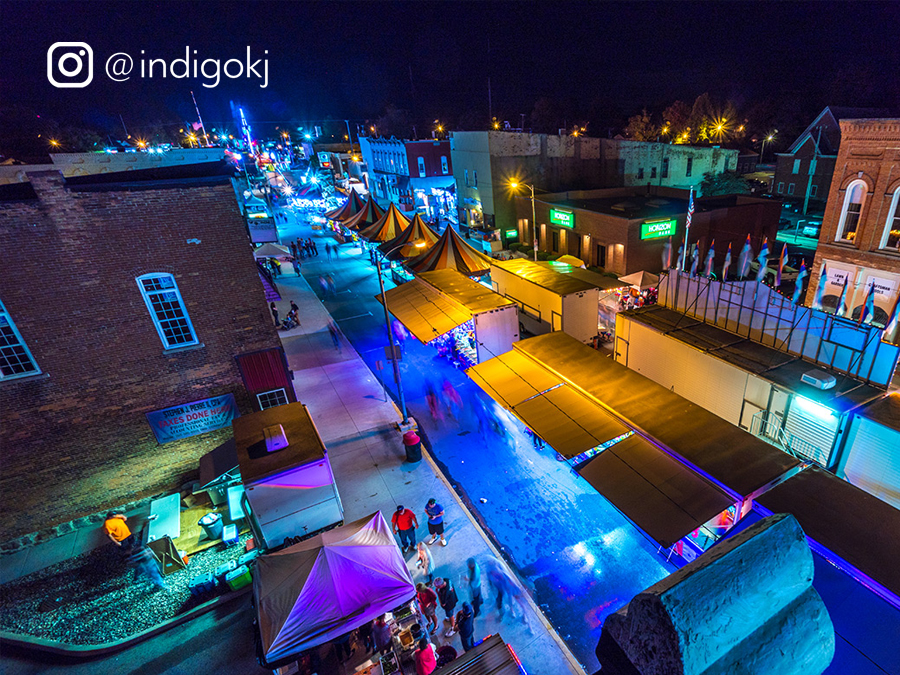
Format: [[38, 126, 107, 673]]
[[191, 91, 210, 147], [681, 186, 694, 271]]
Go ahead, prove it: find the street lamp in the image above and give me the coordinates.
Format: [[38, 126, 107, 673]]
[[510, 182, 538, 261], [760, 131, 776, 164], [375, 239, 426, 425]]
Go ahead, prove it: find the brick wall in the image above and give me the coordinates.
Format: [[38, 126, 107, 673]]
[[0, 171, 283, 540]]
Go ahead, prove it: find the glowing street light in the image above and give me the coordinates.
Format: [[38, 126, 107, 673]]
[[510, 182, 538, 261], [48, 139, 60, 148], [761, 131, 777, 163]]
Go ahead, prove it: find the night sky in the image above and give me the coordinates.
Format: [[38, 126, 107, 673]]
[[2, 1, 899, 147]]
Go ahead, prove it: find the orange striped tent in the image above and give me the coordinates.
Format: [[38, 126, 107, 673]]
[[379, 214, 441, 261], [342, 195, 385, 231], [358, 202, 411, 242], [324, 190, 366, 222], [405, 225, 493, 276]]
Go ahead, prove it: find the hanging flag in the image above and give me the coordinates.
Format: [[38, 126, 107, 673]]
[[676, 238, 685, 271], [704, 239, 716, 277], [690, 243, 700, 277], [682, 188, 694, 270], [812, 263, 828, 309], [859, 281, 876, 325], [884, 293, 900, 336], [737, 234, 753, 279], [755, 237, 769, 283], [836, 277, 849, 316], [775, 243, 788, 287], [792, 260, 808, 304], [722, 242, 732, 281], [662, 237, 672, 270]]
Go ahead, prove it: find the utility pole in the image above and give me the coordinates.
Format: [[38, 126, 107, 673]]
[[803, 126, 823, 215]]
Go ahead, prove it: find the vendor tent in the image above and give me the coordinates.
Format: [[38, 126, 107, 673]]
[[379, 213, 441, 260], [253, 243, 290, 258], [324, 190, 366, 221], [342, 195, 385, 231], [254, 512, 416, 666], [406, 225, 493, 276], [556, 254, 586, 268], [358, 202, 411, 242], [619, 270, 660, 290]]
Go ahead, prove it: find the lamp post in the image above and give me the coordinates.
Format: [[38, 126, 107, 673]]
[[510, 182, 538, 261], [760, 132, 776, 164], [375, 240, 426, 425]]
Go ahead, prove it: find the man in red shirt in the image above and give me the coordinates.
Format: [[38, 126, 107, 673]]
[[416, 582, 438, 632], [391, 504, 418, 553]]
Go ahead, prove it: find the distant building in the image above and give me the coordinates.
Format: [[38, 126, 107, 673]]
[[512, 185, 779, 275], [358, 137, 455, 219], [450, 131, 739, 239], [771, 106, 889, 214], [806, 118, 900, 323], [0, 166, 291, 541]]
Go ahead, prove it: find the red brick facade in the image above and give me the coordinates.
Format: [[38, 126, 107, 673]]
[[806, 120, 900, 321], [0, 171, 284, 540]]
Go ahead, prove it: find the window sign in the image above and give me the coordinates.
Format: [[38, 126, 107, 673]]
[[549, 208, 575, 228], [505, 229, 517, 238], [641, 218, 677, 240], [146, 393, 239, 444]]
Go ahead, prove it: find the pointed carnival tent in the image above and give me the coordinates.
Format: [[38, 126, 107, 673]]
[[252, 242, 291, 258], [618, 270, 660, 290], [254, 512, 416, 666], [379, 213, 442, 261], [342, 195, 385, 231], [358, 202, 411, 242], [324, 190, 366, 221], [556, 254, 586, 268], [405, 224, 493, 276]]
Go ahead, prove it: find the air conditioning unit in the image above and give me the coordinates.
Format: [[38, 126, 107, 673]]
[[800, 370, 836, 391]]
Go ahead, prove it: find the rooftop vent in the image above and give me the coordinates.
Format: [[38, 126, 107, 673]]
[[800, 370, 836, 391], [263, 424, 289, 453]]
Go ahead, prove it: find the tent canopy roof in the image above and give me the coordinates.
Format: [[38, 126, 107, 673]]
[[406, 225, 493, 276], [492, 258, 597, 295], [358, 202, 410, 242], [619, 270, 660, 290], [379, 213, 441, 260], [419, 270, 514, 315], [324, 190, 365, 221], [342, 196, 385, 231], [254, 512, 416, 666]]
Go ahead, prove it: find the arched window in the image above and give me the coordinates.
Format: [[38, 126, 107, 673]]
[[880, 190, 900, 252], [836, 180, 867, 243], [136, 274, 198, 349]]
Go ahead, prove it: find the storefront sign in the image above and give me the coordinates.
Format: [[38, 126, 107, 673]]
[[146, 394, 238, 444], [505, 229, 517, 238], [641, 219, 677, 240], [549, 208, 575, 229], [317, 151, 331, 168]]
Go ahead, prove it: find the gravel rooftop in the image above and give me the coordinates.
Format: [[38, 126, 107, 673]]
[[0, 533, 252, 645]]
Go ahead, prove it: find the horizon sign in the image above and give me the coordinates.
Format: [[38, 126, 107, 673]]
[[641, 218, 677, 240], [549, 208, 575, 228]]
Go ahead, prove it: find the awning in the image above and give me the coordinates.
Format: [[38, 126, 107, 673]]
[[577, 435, 735, 547], [467, 352, 629, 459], [619, 270, 660, 290], [376, 278, 471, 344], [756, 465, 900, 597]]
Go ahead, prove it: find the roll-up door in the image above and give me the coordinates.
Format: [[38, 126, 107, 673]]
[[783, 397, 840, 466], [840, 417, 900, 510]]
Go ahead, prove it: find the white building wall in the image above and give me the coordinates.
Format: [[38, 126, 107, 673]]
[[474, 306, 519, 362]]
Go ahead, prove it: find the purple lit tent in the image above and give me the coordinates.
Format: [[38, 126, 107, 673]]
[[253, 512, 416, 666]]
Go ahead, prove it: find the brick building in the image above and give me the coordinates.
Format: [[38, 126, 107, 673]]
[[513, 186, 779, 276], [0, 168, 290, 541], [806, 118, 900, 324]]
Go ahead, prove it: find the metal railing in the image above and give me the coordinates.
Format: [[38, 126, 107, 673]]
[[749, 411, 824, 465]]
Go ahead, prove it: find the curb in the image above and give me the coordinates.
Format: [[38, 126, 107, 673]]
[[0, 586, 251, 658]]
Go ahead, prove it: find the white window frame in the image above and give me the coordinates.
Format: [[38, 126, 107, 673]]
[[136, 273, 199, 349], [440, 156, 449, 175], [836, 179, 867, 243], [880, 189, 900, 251], [417, 156, 426, 178], [810, 185, 818, 198], [0, 299, 41, 380], [787, 183, 795, 195], [792, 159, 801, 174], [257, 388, 288, 410], [777, 182, 784, 194]]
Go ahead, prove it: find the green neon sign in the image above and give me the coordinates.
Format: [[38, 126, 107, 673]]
[[549, 208, 575, 228], [505, 229, 517, 238], [641, 218, 677, 240]]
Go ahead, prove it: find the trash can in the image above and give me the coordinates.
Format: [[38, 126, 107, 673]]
[[198, 512, 223, 541], [403, 431, 422, 463]]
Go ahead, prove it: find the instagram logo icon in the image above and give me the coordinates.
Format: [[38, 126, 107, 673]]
[[47, 42, 93, 88]]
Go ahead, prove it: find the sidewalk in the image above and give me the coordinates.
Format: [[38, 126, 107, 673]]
[[268, 266, 583, 675]]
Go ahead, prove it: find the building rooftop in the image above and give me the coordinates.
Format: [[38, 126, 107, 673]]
[[544, 193, 688, 220]]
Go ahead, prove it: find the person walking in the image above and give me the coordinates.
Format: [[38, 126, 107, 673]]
[[455, 603, 475, 652], [103, 511, 135, 553], [416, 582, 439, 633], [325, 242, 333, 260], [528, 427, 544, 449], [424, 498, 447, 546], [391, 505, 418, 553], [466, 557, 483, 617], [358, 619, 375, 654], [328, 321, 341, 351], [295, 257, 302, 276], [414, 638, 437, 675], [270, 302, 279, 326], [434, 577, 458, 637], [289, 300, 299, 317], [128, 544, 166, 590], [325, 274, 336, 296], [333, 630, 355, 662], [311, 239, 318, 255], [373, 615, 392, 655], [415, 542, 434, 583]]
